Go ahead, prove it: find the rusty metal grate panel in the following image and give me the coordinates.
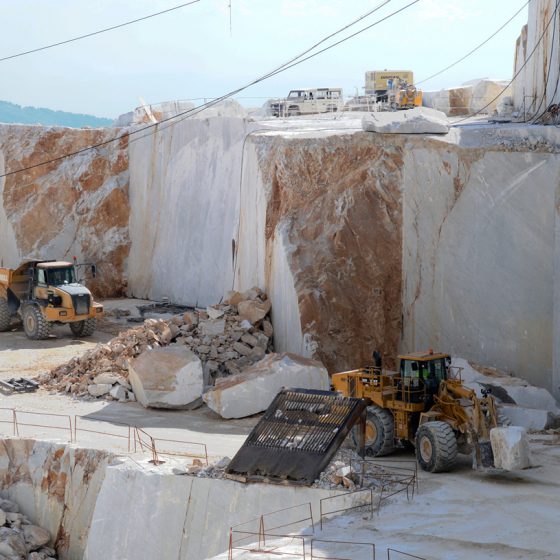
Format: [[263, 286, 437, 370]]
[[226, 388, 369, 485]]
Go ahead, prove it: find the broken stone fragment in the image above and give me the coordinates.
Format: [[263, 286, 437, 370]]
[[199, 319, 225, 336], [243, 287, 262, 301], [203, 353, 329, 419], [232, 341, 252, 356], [110, 384, 128, 401], [224, 290, 246, 308], [128, 345, 203, 409], [240, 333, 258, 347], [237, 299, 271, 324], [183, 311, 198, 326], [22, 525, 50, 551], [0, 531, 27, 556], [206, 306, 225, 319], [88, 384, 113, 397], [215, 456, 230, 469], [92, 373, 120, 385], [249, 346, 266, 362], [262, 320, 273, 338], [252, 331, 269, 349]]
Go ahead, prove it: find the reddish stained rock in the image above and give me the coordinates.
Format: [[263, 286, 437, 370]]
[[256, 133, 405, 372], [0, 124, 130, 297]]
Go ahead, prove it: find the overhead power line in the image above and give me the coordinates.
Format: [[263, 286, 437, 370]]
[[0, 0, 421, 180], [417, 0, 531, 86], [454, 0, 560, 124], [0, 0, 201, 63]]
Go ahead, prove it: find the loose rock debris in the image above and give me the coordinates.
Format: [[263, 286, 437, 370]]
[[42, 288, 274, 400], [0, 498, 57, 559]]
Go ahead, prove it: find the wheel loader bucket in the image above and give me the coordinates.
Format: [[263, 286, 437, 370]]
[[225, 388, 369, 485]]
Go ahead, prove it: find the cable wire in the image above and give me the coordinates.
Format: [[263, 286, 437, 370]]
[[0, 0, 420, 180], [0, 0, 201, 63], [416, 0, 531, 86], [453, 0, 560, 125]]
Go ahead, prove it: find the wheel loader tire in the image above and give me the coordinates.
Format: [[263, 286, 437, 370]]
[[415, 421, 458, 473], [22, 305, 51, 340], [70, 318, 96, 337], [0, 298, 11, 331], [353, 405, 395, 457]]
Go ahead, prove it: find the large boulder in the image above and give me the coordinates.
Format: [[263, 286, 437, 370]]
[[452, 357, 560, 430], [490, 426, 532, 471], [362, 107, 449, 134], [128, 345, 203, 409], [203, 353, 329, 419]]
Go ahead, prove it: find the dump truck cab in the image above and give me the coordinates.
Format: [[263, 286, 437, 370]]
[[0, 259, 103, 339]]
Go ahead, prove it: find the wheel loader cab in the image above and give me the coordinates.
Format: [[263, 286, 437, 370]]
[[398, 353, 449, 405]]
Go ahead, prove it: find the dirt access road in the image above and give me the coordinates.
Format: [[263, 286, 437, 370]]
[[0, 299, 257, 460]]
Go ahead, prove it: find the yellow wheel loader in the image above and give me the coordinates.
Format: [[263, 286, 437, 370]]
[[332, 350, 500, 473], [0, 260, 103, 340]]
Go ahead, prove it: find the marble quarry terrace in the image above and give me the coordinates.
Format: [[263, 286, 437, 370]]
[[2, 2, 560, 556]]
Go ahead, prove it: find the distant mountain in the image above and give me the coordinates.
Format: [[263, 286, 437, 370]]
[[0, 100, 113, 128]]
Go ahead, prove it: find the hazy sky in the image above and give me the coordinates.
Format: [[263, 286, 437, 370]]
[[0, 0, 528, 118]]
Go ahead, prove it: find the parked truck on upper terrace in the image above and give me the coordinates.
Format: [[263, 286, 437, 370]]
[[269, 87, 345, 117], [0, 259, 103, 340]]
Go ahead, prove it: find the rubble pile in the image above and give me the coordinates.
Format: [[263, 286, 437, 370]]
[[0, 498, 57, 559], [172, 456, 231, 479], [312, 449, 401, 491], [44, 288, 274, 399]]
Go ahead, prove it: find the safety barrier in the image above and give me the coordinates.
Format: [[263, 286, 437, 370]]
[[150, 436, 208, 465], [0, 407, 209, 465], [320, 489, 375, 530], [74, 415, 132, 452], [350, 459, 418, 511], [386, 549, 426, 560]]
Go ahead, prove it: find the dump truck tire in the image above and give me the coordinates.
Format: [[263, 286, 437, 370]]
[[70, 318, 96, 337], [22, 305, 51, 340], [416, 421, 458, 473], [352, 405, 395, 457], [0, 298, 10, 331]]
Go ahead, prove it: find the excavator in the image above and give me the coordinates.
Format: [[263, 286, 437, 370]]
[[332, 350, 500, 472]]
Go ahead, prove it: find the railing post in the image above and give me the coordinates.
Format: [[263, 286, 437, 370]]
[[13, 410, 19, 437]]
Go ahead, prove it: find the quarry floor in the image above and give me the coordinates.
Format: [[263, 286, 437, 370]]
[[0, 297, 559, 559]]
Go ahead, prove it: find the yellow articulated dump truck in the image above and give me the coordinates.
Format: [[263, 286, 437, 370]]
[[0, 260, 103, 339]]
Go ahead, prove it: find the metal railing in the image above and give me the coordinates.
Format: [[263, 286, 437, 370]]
[[74, 415, 132, 452], [387, 549, 426, 560], [0, 407, 209, 465], [320, 489, 375, 530]]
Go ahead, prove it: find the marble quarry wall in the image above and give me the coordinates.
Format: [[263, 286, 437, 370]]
[[513, 0, 560, 116], [0, 125, 129, 296], [0, 438, 349, 560], [1, 118, 560, 396]]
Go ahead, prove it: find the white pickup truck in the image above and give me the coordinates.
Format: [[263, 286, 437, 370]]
[[269, 88, 344, 117]]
